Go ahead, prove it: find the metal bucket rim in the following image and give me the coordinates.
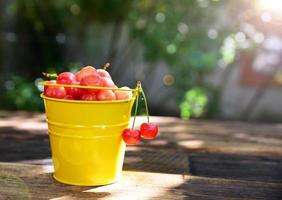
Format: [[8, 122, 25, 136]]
[[41, 94, 135, 104]]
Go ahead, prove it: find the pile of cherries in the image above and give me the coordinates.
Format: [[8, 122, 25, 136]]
[[44, 65, 132, 101], [43, 64, 158, 145]]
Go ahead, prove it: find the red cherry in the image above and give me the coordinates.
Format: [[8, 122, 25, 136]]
[[140, 123, 158, 139], [114, 87, 133, 100], [44, 80, 56, 93], [45, 86, 66, 99], [122, 128, 141, 145], [56, 72, 75, 84], [65, 81, 83, 100], [80, 74, 101, 86], [80, 93, 97, 101], [97, 69, 111, 78], [75, 66, 97, 82], [97, 90, 116, 101], [80, 74, 102, 93], [100, 77, 115, 87], [63, 95, 74, 100]]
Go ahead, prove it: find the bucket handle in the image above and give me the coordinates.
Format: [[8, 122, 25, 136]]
[[39, 81, 139, 92]]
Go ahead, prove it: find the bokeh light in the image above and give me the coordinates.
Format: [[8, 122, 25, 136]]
[[257, 0, 282, 13]]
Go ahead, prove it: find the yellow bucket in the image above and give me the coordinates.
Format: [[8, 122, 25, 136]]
[[41, 86, 137, 186]]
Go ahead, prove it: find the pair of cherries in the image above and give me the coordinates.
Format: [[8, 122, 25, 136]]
[[122, 122, 158, 145], [121, 81, 158, 145]]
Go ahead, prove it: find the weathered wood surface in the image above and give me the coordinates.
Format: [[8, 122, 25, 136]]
[[1, 111, 282, 199], [1, 162, 282, 200]]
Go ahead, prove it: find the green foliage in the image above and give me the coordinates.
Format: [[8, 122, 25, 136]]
[[180, 87, 208, 119], [0, 0, 254, 116], [126, 0, 231, 112], [128, 0, 226, 68], [0, 76, 43, 111]]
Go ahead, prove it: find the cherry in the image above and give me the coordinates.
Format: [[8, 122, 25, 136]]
[[80, 93, 97, 101], [56, 72, 75, 84], [122, 128, 141, 145], [80, 74, 101, 86], [75, 66, 97, 82], [65, 81, 83, 100], [97, 90, 116, 101], [80, 74, 102, 93], [97, 69, 111, 78], [115, 87, 133, 100], [44, 80, 56, 93], [100, 77, 115, 87], [63, 95, 74, 100], [140, 123, 158, 139], [45, 86, 66, 99]]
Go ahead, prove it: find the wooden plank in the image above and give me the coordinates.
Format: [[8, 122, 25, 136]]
[[1, 113, 282, 162], [0, 112, 49, 162], [139, 117, 282, 157], [1, 113, 282, 199], [18, 148, 189, 175], [1, 162, 282, 200], [188, 153, 282, 183], [180, 176, 282, 200], [0, 162, 186, 200], [124, 148, 188, 174]]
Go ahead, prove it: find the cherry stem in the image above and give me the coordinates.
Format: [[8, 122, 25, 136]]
[[141, 88, 150, 123], [42, 72, 57, 79], [131, 92, 139, 129], [103, 62, 110, 70]]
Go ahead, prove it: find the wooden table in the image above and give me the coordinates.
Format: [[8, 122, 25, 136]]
[[1, 112, 282, 199]]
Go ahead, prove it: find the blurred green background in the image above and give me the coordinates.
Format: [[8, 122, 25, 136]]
[[1, 0, 282, 121]]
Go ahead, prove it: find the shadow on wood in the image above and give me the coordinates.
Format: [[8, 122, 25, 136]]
[[0, 126, 50, 162], [0, 170, 111, 199], [188, 153, 282, 183]]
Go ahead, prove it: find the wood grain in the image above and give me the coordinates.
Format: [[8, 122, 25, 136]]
[[188, 153, 282, 183], [1, 162, 282, 200], [1, 112, 282, 199]]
